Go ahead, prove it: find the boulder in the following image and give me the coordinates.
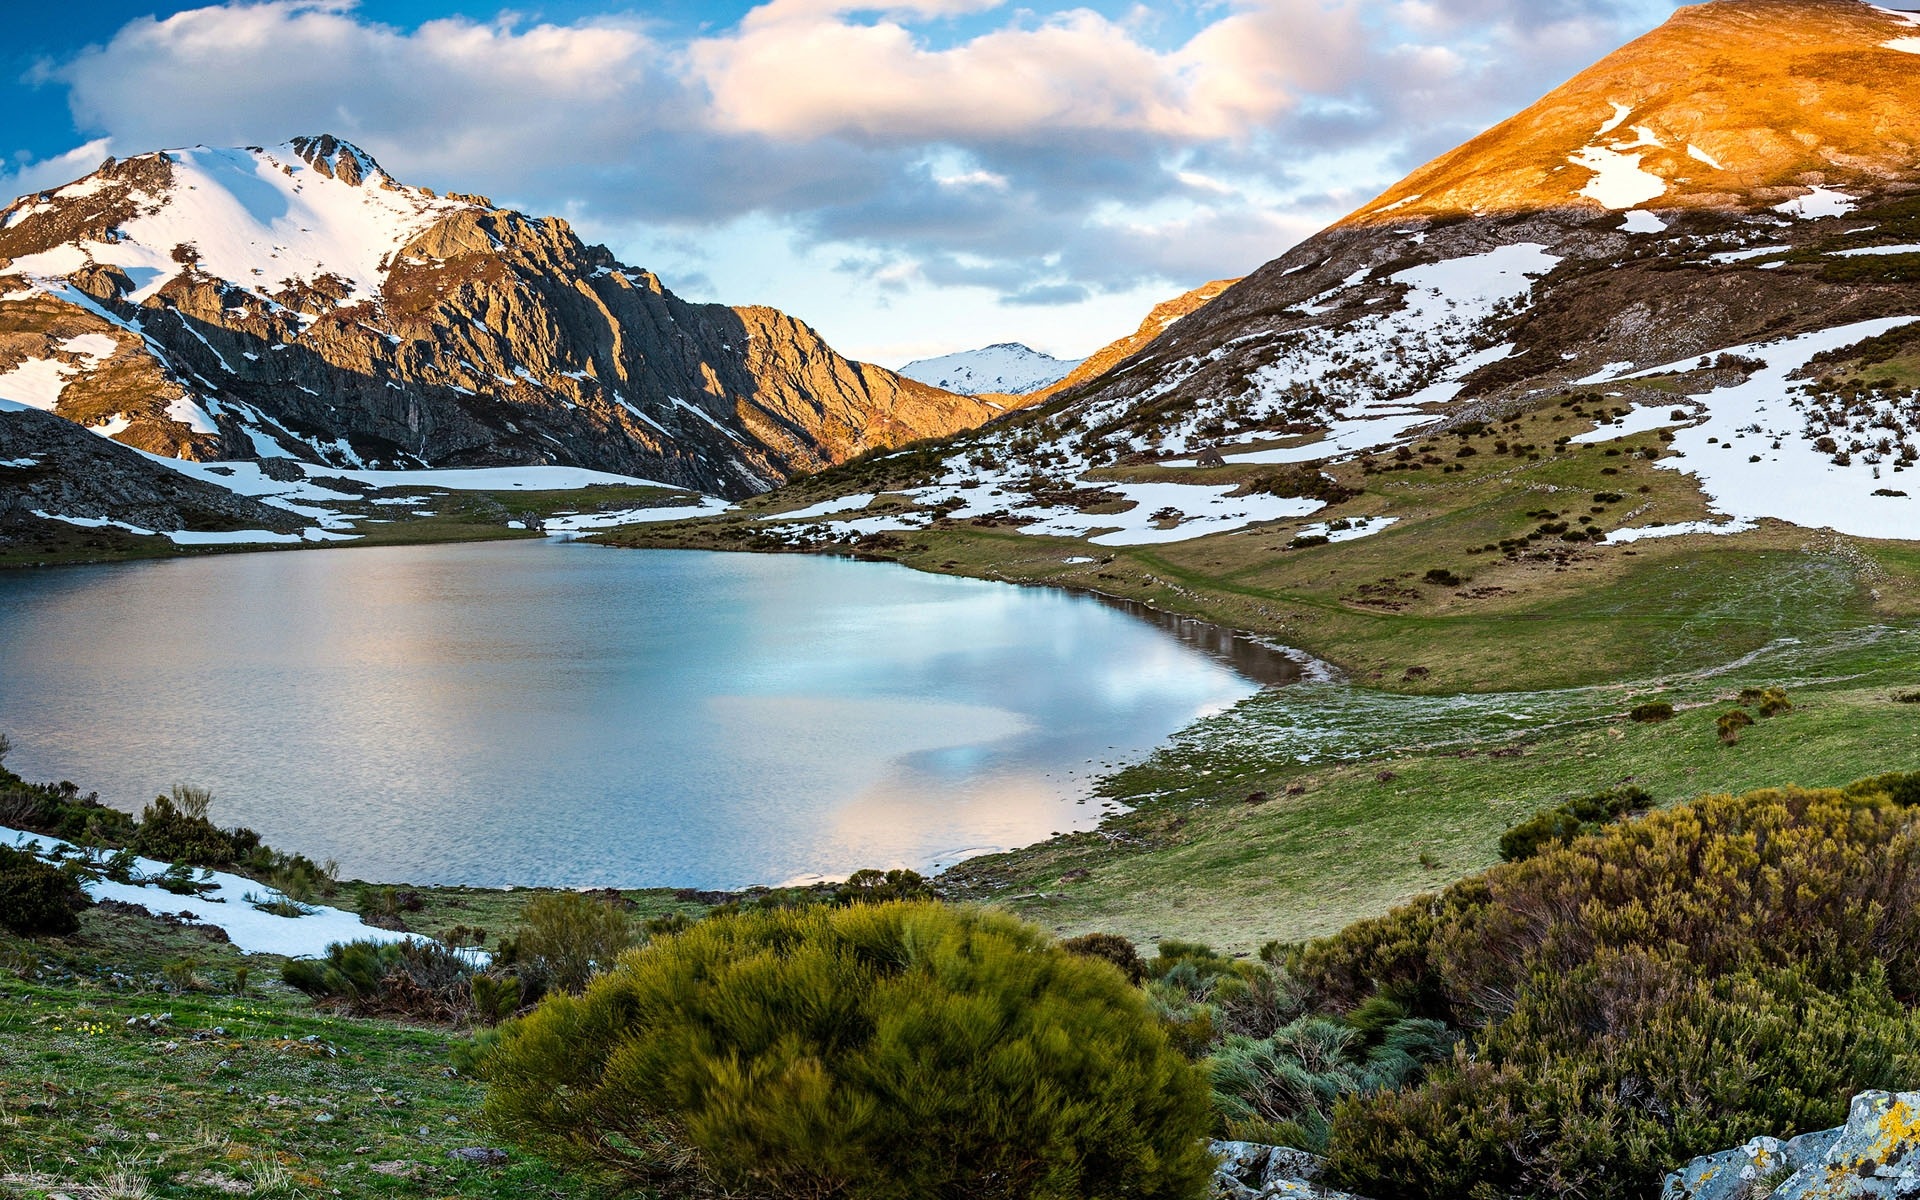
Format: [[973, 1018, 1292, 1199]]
[[1771, 1091, 1920, 1199], [1662, 1092, 1920, 1200], [1209, 1140, 1372, 1200]]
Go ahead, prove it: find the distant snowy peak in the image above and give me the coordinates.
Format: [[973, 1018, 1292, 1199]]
[[898, 343, 1083, 395]]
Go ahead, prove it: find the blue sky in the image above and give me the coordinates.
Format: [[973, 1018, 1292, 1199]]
[[4, 0, 1687, 365]]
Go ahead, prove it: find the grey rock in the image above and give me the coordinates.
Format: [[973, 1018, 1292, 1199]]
[[447, 1147, 508, 1166], [1209, 1139, 1371, 1200], [1662, 1137, 1789, 1200], [1771, 1091, 1920, 1199]]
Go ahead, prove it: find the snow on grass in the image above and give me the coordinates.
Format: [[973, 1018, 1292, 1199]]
[[0, 358, 75, 411], [544, 497, 732, 532], [294, 463, 675, 491], [1708, 246, 1791, 264], [1, 824, 417, 958], [1775, 186, 1857, 220], [1597, 101, 1633, 136], [1569, 404, 1691, 444], [1291, 516, 1398, 544], [1886, 37, 1920, 52], [29, 510, 356, 545], [1620, 209, 1667, 234], [165, 396, 220, 434], [1832, 243, 1920, 257], [770, 492, 879, 520], [1635, 316, 1920, 539], [1604, 519, 1758, 543]]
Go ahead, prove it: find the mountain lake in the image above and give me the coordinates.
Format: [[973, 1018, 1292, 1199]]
[[0, 541, 1294, 888]]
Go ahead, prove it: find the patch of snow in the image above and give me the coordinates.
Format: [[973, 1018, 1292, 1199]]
[[1291, 516, 1398, 544], [1687, 144, 1726, 170], [1620, 209, 1667, 234], [1, 456, 39, 467], [1884, 37, 1920, 53], [1575, 360, 1640, 385], [1605, 519, 1758, 543], [1569, 404, 1691, 444], [0, 358, 75, 411], [1709, 246, 1791, 264], [296, 464, 675, 491], [1, 824, 419, 958], [90, 414, 133, 437], [771, 492, 879, 520], [1636, 317, 1920, 539], [1775, 186, 1857, 220], [165, 396, 221, 434], [1570, 144, 1668, 210], [545, 497, 733, 532], [1831, 243, 1920, 257], [59, 332, 120, 359]]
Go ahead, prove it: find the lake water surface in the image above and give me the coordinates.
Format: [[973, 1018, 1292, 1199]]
[[0, 542, 1280, 888]]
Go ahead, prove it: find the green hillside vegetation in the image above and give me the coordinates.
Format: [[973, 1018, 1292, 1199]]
[[5, 739, 1920, 1200]]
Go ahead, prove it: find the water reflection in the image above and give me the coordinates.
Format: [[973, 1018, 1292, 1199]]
[[0, 543, 1269, 888]]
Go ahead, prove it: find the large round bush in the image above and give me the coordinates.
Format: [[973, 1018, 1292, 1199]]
[[480, 900, 1214, 1200]]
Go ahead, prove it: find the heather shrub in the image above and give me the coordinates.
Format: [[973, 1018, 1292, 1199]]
[[1060, 931, 1148, 984], [282, 938, 481, 1022], [494, 891, 635, 995], [1496, 786, 1650, 862], [132, 787, 261, 867], [1628, 700, 1674, 722], [1210, 1013, 1452, 1152], [479, 901, 1214, 1200], [1290, 780, 1920, 1200], [0, 843, 91, 936]]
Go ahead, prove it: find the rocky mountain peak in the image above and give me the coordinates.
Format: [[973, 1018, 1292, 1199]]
[[286, 134, 389, 189], [1345, 0, 1920, 227]]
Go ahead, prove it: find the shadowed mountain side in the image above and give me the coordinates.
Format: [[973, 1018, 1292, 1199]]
[[0, 142, 1001, 498]]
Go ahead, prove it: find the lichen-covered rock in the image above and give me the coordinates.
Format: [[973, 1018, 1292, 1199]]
[[1210, 1140, 1372, 1200], [1662, 1137, 1793, 1200], [1771, 1091, 1920, 1199]]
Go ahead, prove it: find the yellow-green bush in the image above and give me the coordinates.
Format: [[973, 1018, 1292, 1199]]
[[479, 901, 1214, 1200], [1292, 777, 1920, 1200]]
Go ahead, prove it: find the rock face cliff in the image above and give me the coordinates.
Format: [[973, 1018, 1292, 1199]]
[[0, 135, 1000, 498]]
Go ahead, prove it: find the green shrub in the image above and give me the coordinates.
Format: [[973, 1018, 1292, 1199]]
[[494, 891, 635, 995], [1717, 709, 1755, 744], [1060, 931, 1148, 984], [1295, 781, 1920, 1200], [0, 844, 91, 936], [1497, 787, 1650, 862], [832, 867, 934, 906], [1628, 701, 1674, 723], [282, 938, 481, 1022], [132, 787, 261, 867], [479, 901, 1215, 1200], [1210, 1014, 1452, 1152]]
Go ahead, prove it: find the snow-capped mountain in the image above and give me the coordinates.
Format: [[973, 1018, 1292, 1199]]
[[818, 0, 1920, 547], [0, 135, 998, 498], [898, 343, 1082, 395]]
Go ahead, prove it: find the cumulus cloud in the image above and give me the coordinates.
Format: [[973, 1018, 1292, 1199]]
[[23, 0, 1687, 346]]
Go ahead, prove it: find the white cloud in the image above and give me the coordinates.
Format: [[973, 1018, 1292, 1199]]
[[2, 139, 117, 200], [16, 0, 1688, 357]]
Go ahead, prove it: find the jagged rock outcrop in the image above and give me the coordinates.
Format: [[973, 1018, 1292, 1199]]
[[1664, 1091, 1920, 1199], [0, 138, 1002, 498], [0, 403, 304, 535]]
